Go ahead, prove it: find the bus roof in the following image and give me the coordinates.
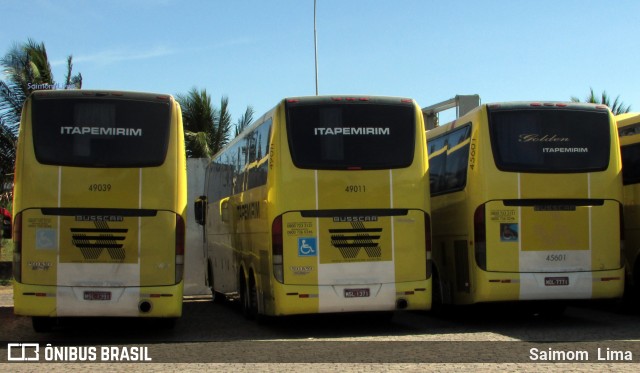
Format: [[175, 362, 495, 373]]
[[427, 101, 612, 138], [29, 89, 174, 102], [283, 95, 415, 106], [616, 112, 640, 127]]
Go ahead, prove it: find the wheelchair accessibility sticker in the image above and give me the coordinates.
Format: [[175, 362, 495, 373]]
[[298, 237, 317, 257], [500, 223, 519, 242], [36, 228, 57, 250]]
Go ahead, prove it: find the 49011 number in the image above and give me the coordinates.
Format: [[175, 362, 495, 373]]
[[345, 185, 366, 193]]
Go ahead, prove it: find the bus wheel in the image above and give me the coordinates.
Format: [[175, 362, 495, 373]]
[[240, 275, 254, 320], [248, 276, 260, 320], [208, 262, 225, 304], [430, 271, 448, 316], [32, 317, 54, 333], [241, 274, 259, 320]]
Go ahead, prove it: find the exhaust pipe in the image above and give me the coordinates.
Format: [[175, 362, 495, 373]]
[[396, 299, 408, 310], [139, 301, 152, 313]]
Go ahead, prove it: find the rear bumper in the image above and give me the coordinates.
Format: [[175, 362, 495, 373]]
[[270, 279, 431, 316], [474, 268, 624, 303], [13, 282, 183, 318]]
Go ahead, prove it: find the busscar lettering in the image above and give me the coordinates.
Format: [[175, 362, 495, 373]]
[[60, 127, 142, 136], [75, 215, 124, 222], [333, 216, 378, 222], [314, 127, 390, 136]]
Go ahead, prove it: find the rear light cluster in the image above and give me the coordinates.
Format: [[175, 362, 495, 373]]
[[272, 215, 284, 283], [489, 103, 608, 110], [474, 204, 487, 271], [331, 97, 369, 102], [425, 213, 432, 279], [620, 204, 626, 268], [286, 97, 412, 104], [175, 214, 185, 283], [12, 213, 22, 283]]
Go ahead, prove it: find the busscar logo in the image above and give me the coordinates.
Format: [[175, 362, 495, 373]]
[[329, 220, 382, 259], [332, 216, 378, 223], [71, 217, 127, 261]]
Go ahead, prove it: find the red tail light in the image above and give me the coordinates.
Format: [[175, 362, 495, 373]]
[[425, 213, 432, 279], [620, 203, 626, 268], [175, 214, 185, 283], [272, 215, 284, 283], [12, 212, 22, 282], [474, 204, 487, 270]]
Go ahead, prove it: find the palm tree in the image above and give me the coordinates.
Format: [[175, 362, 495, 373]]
[[177, 88, 255, 158], [0, 39, 82, 199], [177, 88, 237, 158], [571, 88, 631, 115], [234, 106, 254, 137], [177, 88, 216, 158]]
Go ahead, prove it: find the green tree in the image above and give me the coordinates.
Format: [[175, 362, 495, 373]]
[[0, 39, 82, 199], [234, 106, 254, 137], [177, 88, 216, 158], [571, 88, 631, 115], [177, 87, 254, 158]]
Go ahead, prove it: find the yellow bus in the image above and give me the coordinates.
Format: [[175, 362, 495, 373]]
[[426, 101, 624, 311], [13, 90, 187, 331], [194, 95, 432, 318], [617, 112, 640, 299]]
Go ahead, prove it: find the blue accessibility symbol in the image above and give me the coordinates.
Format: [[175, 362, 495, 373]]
[[298, 237, 317, 257]]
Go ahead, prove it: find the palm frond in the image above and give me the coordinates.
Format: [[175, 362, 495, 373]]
[[64, 56, 82, 89], [571, 87, 631, 115], [24, 38, 54, 86], [235, 106, 254, 137], [184, 130, 213, 158]]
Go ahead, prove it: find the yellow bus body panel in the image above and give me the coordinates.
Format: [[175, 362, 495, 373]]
[[617, 112, 640, 289], [429, 103, 624, 305], [13, 91, 186, 318], [205, 97, 431, 316]]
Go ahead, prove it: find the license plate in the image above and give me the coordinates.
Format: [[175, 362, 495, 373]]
[[544, 277, 569, 286], [344, 288, 370, 298], [83, 291, 111, 301]]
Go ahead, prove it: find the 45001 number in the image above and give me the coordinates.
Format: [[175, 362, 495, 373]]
[[546, 254, 566, 262]]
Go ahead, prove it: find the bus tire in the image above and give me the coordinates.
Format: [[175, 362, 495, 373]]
[[208, 262, 225, 304], [430, 269, 448, 316], [247, 273, 259, 320], [240, 273, 254, 320]]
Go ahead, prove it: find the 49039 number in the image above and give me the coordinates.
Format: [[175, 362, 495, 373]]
[[88, 184, 112, 192]]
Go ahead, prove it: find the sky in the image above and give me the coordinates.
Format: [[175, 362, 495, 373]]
[[2, 0, 640, 125]]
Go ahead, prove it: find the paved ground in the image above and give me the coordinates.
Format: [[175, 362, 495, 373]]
[[1, 285, 639, 372]]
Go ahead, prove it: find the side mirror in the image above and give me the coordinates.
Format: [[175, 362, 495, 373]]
[[194, 196, 207, 226]]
